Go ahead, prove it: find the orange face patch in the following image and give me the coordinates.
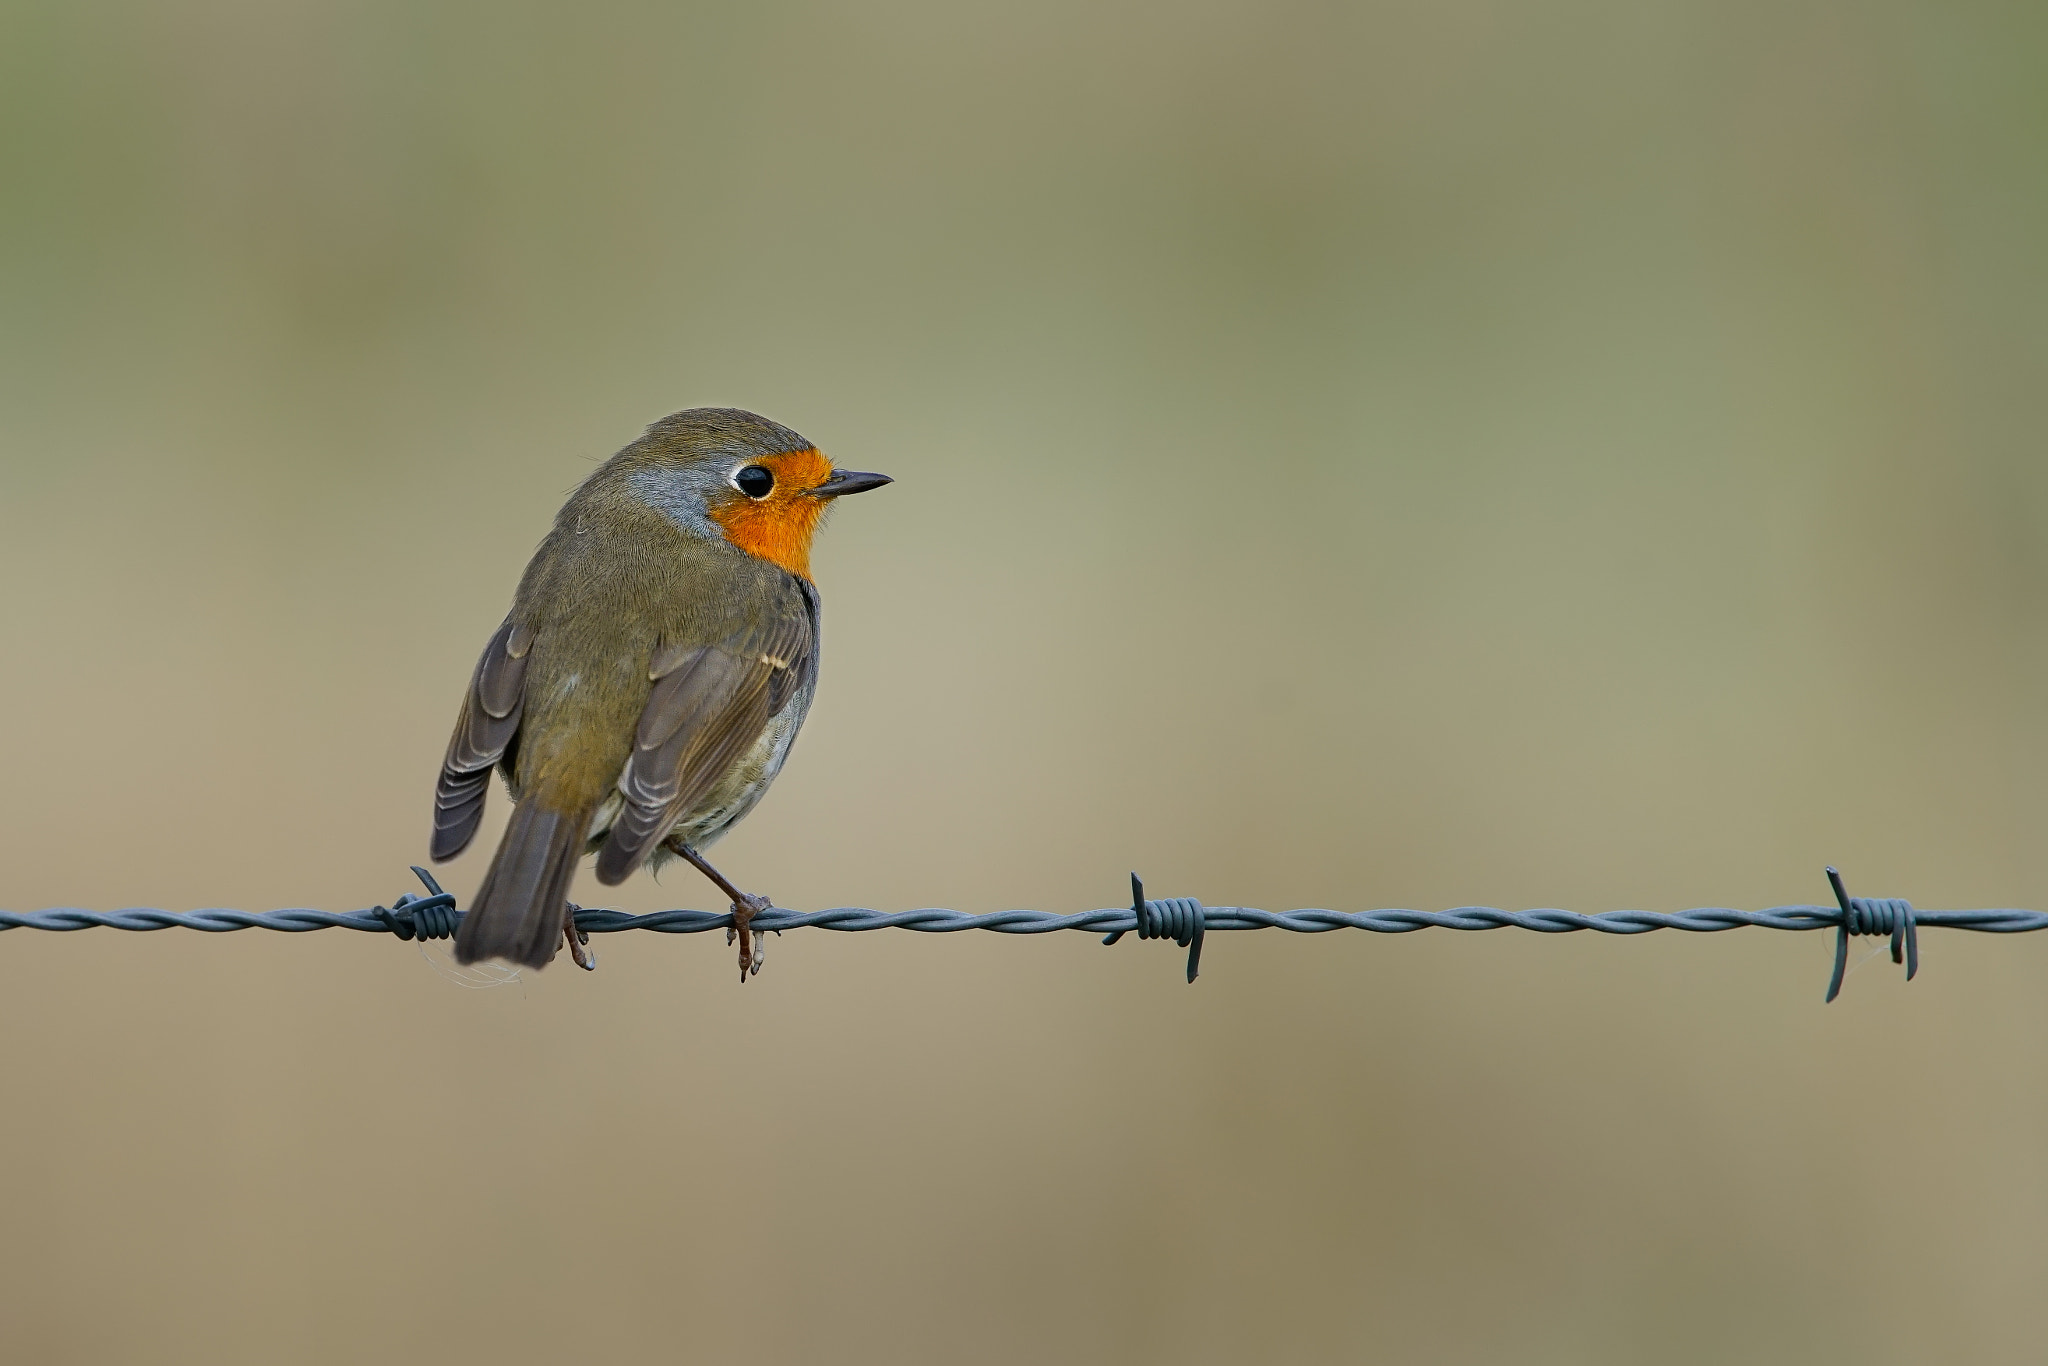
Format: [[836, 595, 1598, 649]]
[[704, 447, 836, 580]]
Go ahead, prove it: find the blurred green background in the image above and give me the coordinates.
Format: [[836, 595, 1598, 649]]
[[3, 2, 2046, 1362]]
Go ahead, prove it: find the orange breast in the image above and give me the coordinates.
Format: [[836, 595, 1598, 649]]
[[704, 447, 834, 580]]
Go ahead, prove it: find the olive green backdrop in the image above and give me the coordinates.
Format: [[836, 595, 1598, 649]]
[[3, 2, 2046, 1362]]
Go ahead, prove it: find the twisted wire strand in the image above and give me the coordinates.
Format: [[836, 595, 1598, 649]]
[[7, 904, 2047, 935], [6, 866, 2043, 1002]]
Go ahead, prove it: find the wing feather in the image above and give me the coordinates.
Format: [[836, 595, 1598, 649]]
[[430, 618, 532, 861], [593, 610, 811, 885]]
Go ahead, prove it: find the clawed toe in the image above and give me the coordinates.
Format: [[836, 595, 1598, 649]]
[[674, 842, 777, 985], [729, 892, 773, 982], [562, 905, 596, 971]]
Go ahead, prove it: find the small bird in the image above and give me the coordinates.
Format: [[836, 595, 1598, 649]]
[[430, 408, 891, 977]]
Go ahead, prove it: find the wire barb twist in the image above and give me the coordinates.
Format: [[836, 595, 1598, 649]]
[[369, 867, 460, 942], [1100, 873, 1206, 982], [1823, 866, 1917, 1003]]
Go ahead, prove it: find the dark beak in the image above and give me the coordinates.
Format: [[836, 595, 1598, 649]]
[[813, 469, 893, 498]]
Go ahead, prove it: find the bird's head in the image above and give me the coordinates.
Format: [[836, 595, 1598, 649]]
[[607, 407, 891, 580]]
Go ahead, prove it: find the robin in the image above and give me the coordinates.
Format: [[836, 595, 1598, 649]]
[[429, 407, 891, 978]]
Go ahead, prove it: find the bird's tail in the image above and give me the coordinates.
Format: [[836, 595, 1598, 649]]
[[454, 800, 589, 969]]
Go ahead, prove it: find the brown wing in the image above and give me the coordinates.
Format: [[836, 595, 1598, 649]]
[[430, 617, 534, 861], [591, 611, 811, 886]]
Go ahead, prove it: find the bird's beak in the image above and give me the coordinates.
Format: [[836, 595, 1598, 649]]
[[813, 469, 893, 498]]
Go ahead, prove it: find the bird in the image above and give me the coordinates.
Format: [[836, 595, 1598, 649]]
[[429, 407, 891, 978]]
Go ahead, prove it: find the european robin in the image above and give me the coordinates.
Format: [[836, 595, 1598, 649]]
[[430, 407, 891, 976]]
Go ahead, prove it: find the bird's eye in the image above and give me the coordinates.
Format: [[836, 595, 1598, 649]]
[[733, 465, 775, 499]]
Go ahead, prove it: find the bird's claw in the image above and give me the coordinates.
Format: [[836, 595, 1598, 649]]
[[727, 892, 773, 982], [563, 905, 596, 971]]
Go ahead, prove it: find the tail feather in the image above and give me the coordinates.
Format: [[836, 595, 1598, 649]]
[[455, 801, 588, 969]]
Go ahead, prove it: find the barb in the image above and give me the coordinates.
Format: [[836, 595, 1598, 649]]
[[7, 867, 2044, 1000], [1824, 865, 1917, 1003], [371, 868, 459, 941], [1100, 873, 1206, 982]]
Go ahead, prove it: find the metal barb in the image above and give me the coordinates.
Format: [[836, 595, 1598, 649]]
[[371, 866, 461, 941], [1102, 873, 1206, 984], [1823, 866, 1919, 1003]]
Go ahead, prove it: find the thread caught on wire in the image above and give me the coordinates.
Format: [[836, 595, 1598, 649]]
[[6, 866, 2043, 1001]]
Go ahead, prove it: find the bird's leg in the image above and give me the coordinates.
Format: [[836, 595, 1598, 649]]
[[561, 901, 596, 971], [666, 838, 773, 982]]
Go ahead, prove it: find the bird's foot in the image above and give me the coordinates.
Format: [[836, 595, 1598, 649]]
[[562, 904, 596, 971], [726, 892, 773, 982]]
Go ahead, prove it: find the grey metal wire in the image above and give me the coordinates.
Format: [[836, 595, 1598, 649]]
[[18, 903, 2043, 934], [6, 866, 2043, 1000]]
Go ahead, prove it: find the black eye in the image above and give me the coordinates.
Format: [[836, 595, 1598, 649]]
[[734, 465, 774, 499]]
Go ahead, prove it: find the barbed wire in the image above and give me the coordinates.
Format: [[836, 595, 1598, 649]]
[[5, 867, 2042, 1002]]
